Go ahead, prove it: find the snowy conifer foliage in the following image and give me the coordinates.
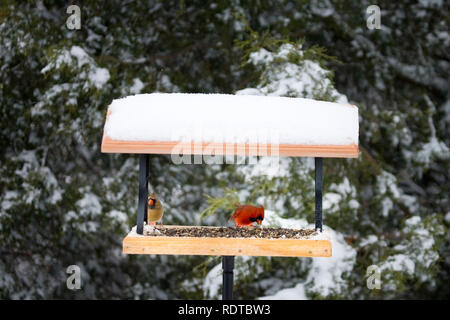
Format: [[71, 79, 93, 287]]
[[0, 1, 448, 299]]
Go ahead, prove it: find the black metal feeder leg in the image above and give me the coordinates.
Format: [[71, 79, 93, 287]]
[[136, 154, 149, 235], [315, 157, 323, 232], [222, 256, 235, 300]]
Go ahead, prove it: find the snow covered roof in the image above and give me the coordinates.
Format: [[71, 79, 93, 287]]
[[101, 93, 359, 158]]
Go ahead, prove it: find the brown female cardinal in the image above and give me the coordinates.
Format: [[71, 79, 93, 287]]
[[147, 192, 164, 226], [231, 204, 264, 227]]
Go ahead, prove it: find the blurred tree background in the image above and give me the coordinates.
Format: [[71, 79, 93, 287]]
[[0, 0, 448, 299]]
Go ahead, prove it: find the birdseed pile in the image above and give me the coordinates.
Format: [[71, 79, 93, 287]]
[[145, 226, 317, 239]]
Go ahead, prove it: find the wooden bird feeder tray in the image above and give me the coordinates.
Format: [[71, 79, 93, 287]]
[[123, 226, 332, 257], [101, 93, 358, 298]]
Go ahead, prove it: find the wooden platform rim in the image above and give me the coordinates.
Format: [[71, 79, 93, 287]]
[[124, 234, 328, 241], [122, 234, 332, 257]]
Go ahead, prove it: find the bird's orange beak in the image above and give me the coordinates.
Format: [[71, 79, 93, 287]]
[[257, 220, 262, 225], [148, 199, 155, 206]]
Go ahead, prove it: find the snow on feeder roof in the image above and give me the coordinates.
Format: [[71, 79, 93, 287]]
[[101, 93, 359, 158]]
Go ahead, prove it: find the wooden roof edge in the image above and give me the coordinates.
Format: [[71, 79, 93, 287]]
[[101, 134, 358, 158]]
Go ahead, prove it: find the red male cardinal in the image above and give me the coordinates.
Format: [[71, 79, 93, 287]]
[[231, 205, 264, 227]]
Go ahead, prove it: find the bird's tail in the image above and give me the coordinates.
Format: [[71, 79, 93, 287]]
[[229, 203, 241, 221]]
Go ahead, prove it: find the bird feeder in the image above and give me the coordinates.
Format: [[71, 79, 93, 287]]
[[101, 93, 359, 299]]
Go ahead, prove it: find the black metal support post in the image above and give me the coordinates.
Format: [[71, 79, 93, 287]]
[[315, 157, 323, 232], [222, 256, 235, 300], [136, 154, 149, 235]]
